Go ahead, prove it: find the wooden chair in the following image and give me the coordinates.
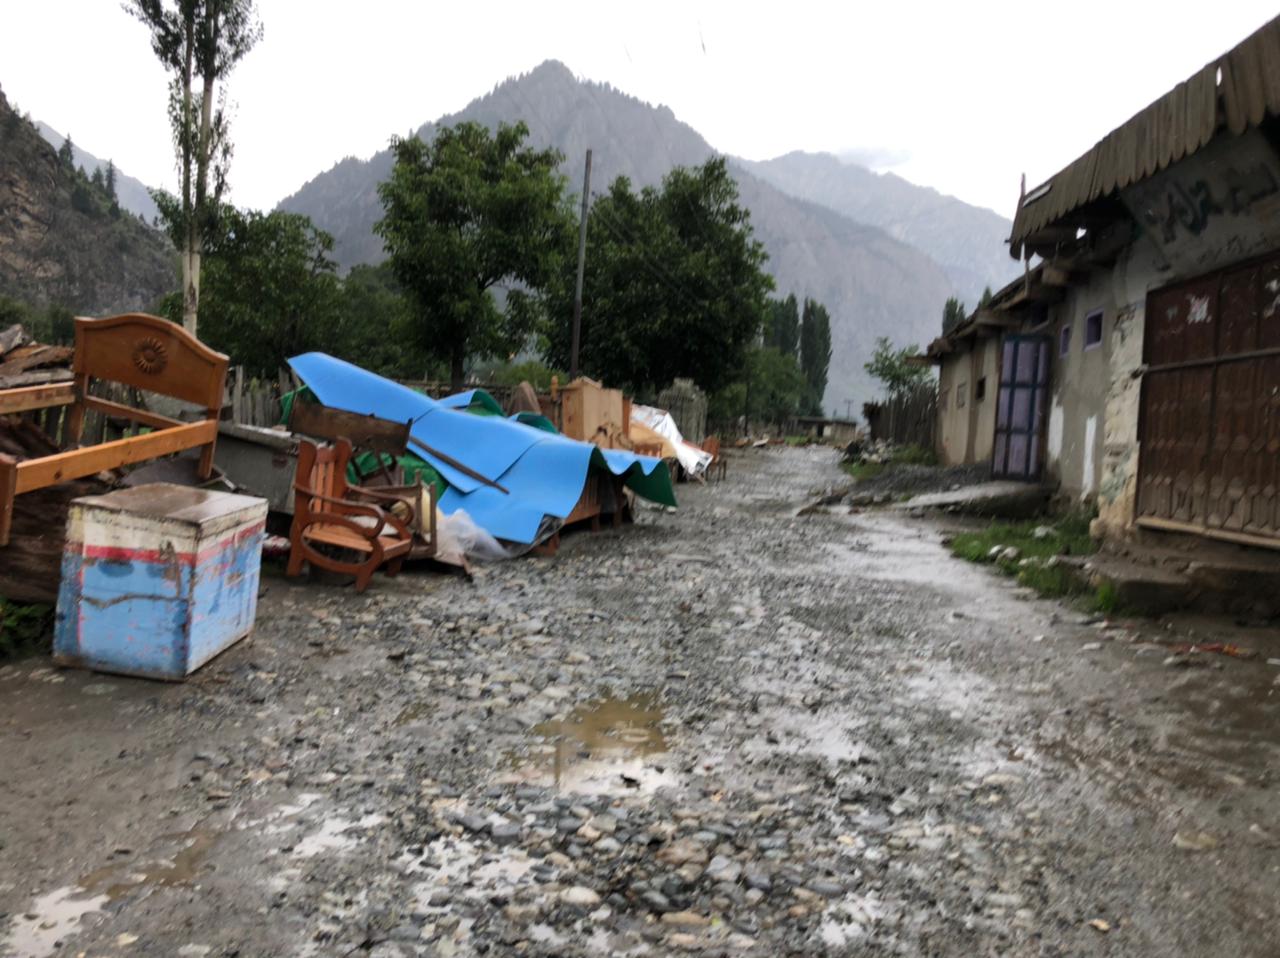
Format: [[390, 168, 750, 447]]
[[286, 438, 413, 592], [287, 400, 438, 560], [702, 436, 727, 481]]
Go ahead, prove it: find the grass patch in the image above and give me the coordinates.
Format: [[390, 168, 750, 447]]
[[784, 435, 811, 447], [0, 599, 54, 660], [842, 460, 885, 481], [950, 514, 1097, 600], [893, 444, 937, 466]]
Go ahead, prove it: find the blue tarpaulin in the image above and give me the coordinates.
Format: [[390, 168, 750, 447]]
[[287, 353, 675, 545]]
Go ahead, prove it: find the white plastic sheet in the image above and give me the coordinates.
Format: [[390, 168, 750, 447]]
[[630, 403, 713, 477]]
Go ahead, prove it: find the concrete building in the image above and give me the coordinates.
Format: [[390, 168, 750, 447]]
[[926, 16, 1280, 549]]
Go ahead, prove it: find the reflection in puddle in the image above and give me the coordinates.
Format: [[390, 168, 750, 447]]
[[507, 692, 674, 795], [2, 885, 108, 958], [292, 814, 384, 858], [3, 827, 219, 958]]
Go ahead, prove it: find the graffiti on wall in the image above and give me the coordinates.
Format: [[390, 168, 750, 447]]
[[1121, 129, 1280, 274]]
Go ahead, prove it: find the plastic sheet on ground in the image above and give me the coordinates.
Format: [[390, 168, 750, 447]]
[[631, 403, 713, 477], [287, 353, 675, 547]]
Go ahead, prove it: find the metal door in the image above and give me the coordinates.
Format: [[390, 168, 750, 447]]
[[992, 335, 1051, 480], [1137, 249, 1280, 547]]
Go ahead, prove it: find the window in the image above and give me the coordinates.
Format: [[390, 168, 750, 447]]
[[975, 376, 986, 401], [1084, 309, 1103, 350], [1059, 323, 1072, 357], [957, 382, 967, 408]]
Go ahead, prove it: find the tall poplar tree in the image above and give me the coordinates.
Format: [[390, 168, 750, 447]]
[[129, 0, 262, 335]]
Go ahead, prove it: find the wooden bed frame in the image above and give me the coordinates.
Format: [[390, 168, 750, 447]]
[[0, 313, 228, 546]]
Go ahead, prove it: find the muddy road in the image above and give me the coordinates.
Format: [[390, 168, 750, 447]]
[[2, 445, 1278, 957]]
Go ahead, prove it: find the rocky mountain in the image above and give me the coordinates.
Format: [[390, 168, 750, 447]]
[[0, 86, 174, 315], [739, 152, 1020, 306], [279, 61, 958, 408], [35, 120, 161, 223]]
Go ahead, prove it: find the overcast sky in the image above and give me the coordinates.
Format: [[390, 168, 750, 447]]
[[2, 2, 1275, 219]]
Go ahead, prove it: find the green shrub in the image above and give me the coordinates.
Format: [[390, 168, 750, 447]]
[[0, 599, 53, 659]]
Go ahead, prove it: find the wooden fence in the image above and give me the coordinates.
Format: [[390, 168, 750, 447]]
[[862, 383, 937, 449]]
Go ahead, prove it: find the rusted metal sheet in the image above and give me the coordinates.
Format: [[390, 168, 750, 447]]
[[992, 335, 1050, 481], [1010, 15, 1280, 253], [53, 483, 268, 680], [1137, 249, 1280, 546]]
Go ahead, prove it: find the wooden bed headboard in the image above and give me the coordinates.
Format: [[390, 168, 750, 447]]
[[73, 313, 229, 411]]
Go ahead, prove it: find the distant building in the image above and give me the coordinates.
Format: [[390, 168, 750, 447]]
[[922, 15, 1280, 549]]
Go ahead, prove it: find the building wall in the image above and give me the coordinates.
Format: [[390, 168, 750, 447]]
[[1044, 269, 1116, 502], [936, 333, 1000, 467]]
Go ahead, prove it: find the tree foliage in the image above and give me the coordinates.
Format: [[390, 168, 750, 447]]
[[544, 157, 773, 397], [130, 0, 262, 334], [163, 207, 341, 377], [764, 293, 800, 357], [942, 295, 967, 333], [57, 133, 73, 165], [710, 345, 806, 428], [375, 121, 571, 390], [864, 336, 932, 398], [799, 297, 832, 415]]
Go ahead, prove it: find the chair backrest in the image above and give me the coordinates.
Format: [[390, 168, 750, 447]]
[[295, 438, 352, 516]]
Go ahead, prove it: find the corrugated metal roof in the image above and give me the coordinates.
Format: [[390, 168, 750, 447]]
[[1010, 15, 1280, 255]]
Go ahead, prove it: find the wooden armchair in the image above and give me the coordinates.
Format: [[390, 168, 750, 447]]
[[286, 438, 413, 592]]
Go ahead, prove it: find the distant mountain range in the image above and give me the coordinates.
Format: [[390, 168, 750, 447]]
[[281, 61, 1014, 408], [0, 87, 173, 315], [740, 151, 1018, 304], [35, 121, 160, 223]]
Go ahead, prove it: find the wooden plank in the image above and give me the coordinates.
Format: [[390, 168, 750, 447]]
[[13, 420, 217, 493], [0, 455, 16, 546], [407, 435, 510, 494], [289, 402, 410, 456], [0, 382, 75, 416], [0, 368, 75, 389], [1136, 516, 1280, 551], [84, 395, 182, 430], [0, 344, 74, 378]]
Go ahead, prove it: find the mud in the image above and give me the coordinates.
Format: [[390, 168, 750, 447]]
[[1, 445, 1278, 956]]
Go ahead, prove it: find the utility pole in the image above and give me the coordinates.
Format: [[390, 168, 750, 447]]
[[570, 148, 592, 380], [843, 399, 855, 421]]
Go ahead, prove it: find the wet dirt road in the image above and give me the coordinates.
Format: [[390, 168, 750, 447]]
[[2, 445, 1278, 957]]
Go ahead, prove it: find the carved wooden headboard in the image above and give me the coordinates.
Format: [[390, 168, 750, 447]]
[[73, 313, 229, 412]]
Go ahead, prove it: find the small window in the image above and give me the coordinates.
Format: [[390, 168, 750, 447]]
[[1084, 309, 1103, 350], [957, 382, 967, 408], [1059, 323, 1072, 357], [975, 376, 986, 401]]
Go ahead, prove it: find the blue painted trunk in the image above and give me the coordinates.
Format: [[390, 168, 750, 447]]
[[54, 484, 268, 680]]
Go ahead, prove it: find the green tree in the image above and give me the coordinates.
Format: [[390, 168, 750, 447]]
[[711, 345, 806, 428], [164, 207, 342, 377], [544, 157, 773, 396], [375, 121, 571, 390], [765, 293, 800, 357], [864, 336, 931, 398], [130, 0, 262, 336], [979, 285, 994, 309], [942, 295, 967, 333], [91, 166, 105, 191], [105, 160, 117, 200], [332, 262, 426, 379], [799, 297, 832, 415], [57, 133, 74, 165]]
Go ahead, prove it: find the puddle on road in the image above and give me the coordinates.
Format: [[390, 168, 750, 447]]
[[2, 885, 109, 958], [3, 827, 219, 958], [503, 692, 676, 795], [292, 813, 385, 858], [77, 828, 220, 903]]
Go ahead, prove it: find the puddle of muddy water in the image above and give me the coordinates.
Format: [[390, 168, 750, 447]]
[[2, 885, 109, 958], [503, 692, 676, 795], [3, 827, 219, 958]]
